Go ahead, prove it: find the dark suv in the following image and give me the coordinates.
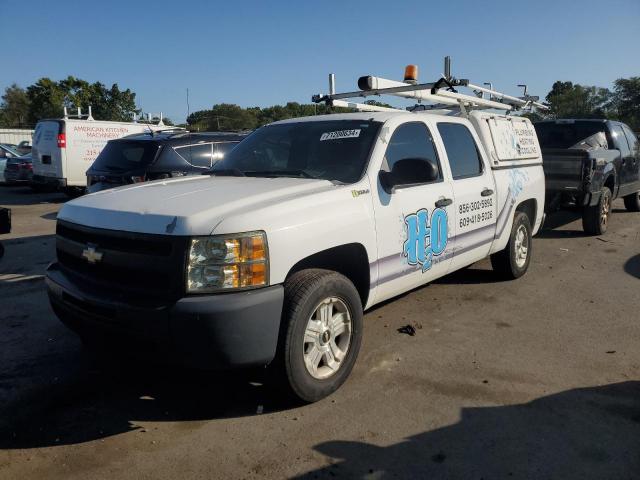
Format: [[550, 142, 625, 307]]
[[86, 130, 248, 193]]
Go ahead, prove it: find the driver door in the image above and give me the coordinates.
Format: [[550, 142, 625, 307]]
[[371, 121, 455, 304]]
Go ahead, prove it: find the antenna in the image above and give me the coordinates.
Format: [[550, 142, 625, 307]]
[[186, 88, 191, 129]]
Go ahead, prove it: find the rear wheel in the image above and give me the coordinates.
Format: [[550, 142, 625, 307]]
[[623, 192, 640, 212], [276, 269, 363, 402], [582, 187, 612, 235], [490, 212, 532, 279]]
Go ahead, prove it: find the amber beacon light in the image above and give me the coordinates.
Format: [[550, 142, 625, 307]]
[[403, 65, 419, 84]]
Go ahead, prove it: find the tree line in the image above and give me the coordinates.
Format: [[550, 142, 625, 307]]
[[1, 75, 638, 131], [0, 77, 169, 127]]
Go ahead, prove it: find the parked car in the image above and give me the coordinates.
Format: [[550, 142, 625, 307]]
[[0, 144, 22, 183], [4, 154, 33, 184], [86, 131, 247, 193], [534, 119, 640, 234]]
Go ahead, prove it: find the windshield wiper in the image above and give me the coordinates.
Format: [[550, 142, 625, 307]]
[[207, 168, 246, 177], [243, 170, 316, 179]]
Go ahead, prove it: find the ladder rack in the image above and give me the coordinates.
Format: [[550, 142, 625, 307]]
[[312, 56, 549, 115]]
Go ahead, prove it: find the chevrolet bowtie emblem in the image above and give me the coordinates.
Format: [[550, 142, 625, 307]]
[[82, 244, 103, 264]]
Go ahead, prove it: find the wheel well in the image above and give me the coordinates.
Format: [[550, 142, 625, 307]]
[[286, 243, 370, 306], [604, 175, 615, 194], [516, 199, 537, 227]]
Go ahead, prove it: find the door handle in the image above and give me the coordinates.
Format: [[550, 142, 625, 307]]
[[481, 188, 494, 197], [435, 198, 453, 208]]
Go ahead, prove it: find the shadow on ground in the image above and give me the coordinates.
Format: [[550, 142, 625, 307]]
[[536, 210, 586, 238], [0, 359, 299, 449], [435, 266, 506, 285], [297, 382, 640, 479], [0, 185, 65, 206], [624, 254, 640, 279]]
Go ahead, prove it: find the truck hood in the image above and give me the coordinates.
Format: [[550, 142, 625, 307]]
[[58, 175, 335, 235]]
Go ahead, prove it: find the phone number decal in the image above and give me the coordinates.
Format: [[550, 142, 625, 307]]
[[458, 198, 493, 229]]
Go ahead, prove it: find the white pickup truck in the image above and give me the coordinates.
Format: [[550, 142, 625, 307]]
[[46, 69, 546, 402]]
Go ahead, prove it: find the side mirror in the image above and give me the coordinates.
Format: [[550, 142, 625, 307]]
[[379, 158, 439, 193]]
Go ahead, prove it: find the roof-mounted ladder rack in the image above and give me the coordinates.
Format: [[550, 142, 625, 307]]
[[63, 106, 95, 120], [312, 56, 549, 114]]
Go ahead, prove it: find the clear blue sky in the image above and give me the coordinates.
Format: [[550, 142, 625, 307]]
[[1, 0, 638, 123]]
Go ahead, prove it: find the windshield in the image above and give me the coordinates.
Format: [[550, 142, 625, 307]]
[[211, 120, 381, 183], [534, 122, 609, 149], [91, 141, 160, 171]]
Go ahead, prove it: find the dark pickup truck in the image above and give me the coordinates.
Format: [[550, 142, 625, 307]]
[[534, 119, 640, 234]]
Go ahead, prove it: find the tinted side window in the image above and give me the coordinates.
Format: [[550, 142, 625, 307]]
[[438, 123, 483, 179], [175, 143, 213, 167], [213, 142, 239, 161], [383, 122, 441, 184], [610, 126, 631, 156]]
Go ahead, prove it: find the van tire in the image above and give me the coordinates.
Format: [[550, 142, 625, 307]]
[[276, 269, 363, 403], [582, 187, 612, 235], [623, 192, 640, 212], [63, 187, 86, 199], [490, 212, 532, 279]]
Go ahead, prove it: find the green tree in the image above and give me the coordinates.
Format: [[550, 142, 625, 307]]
[[26, 76, 139, 123], [26, 78, 66, 123], [0, 84, 31, 127], [545, 81, 612, 119], [611, 77, 640, 130], [187, 104, 259, 131]]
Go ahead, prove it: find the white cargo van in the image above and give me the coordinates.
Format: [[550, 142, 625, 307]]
[[46, 60, 549, 402], [32, 108, 165, 196]]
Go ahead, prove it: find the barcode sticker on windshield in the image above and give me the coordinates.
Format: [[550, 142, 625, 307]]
[[320, 129, 361, 141]]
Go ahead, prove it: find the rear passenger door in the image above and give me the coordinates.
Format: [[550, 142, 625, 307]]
[[436, 121, 497, 271], [610, 124, 632, 194], [622, 126, 640, 194]]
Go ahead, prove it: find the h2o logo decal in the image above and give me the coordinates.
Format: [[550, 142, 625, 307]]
[[403, 208, 448, 272]]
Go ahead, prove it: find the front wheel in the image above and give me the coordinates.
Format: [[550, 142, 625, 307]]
[[277, 269, 363, 402], [490, 212, 533, 279], [623, 192, 640, 212], [582, 187, 612, 235]]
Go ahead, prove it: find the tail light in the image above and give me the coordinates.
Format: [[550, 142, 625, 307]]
[[57, 133, 66, 148], [130, 175, 146, 183], [21, 163, 33, 170]]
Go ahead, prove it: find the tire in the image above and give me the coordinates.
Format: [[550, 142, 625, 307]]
[[63, 187, 86, 199], [490, 212, 532, 280], [623, 192, 640, 212], [582, 187, 612, 235], [277, 269, 363, 403]]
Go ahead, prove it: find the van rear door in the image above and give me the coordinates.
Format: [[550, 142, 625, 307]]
[[33, 120, 65, 180]]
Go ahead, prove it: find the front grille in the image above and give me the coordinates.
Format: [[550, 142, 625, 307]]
[[56, 220, 189, 301], [57, 223, 172, 255]]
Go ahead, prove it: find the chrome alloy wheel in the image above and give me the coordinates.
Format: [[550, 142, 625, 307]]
[[514, 224, 529, 269], [303, 297, 352, 380], [600, 193, 611, 229]]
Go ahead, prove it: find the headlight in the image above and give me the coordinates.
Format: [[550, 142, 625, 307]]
[[186, 231, 268, 293]]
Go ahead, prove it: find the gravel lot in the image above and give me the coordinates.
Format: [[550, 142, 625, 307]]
[[1, 184, 639, 479]]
